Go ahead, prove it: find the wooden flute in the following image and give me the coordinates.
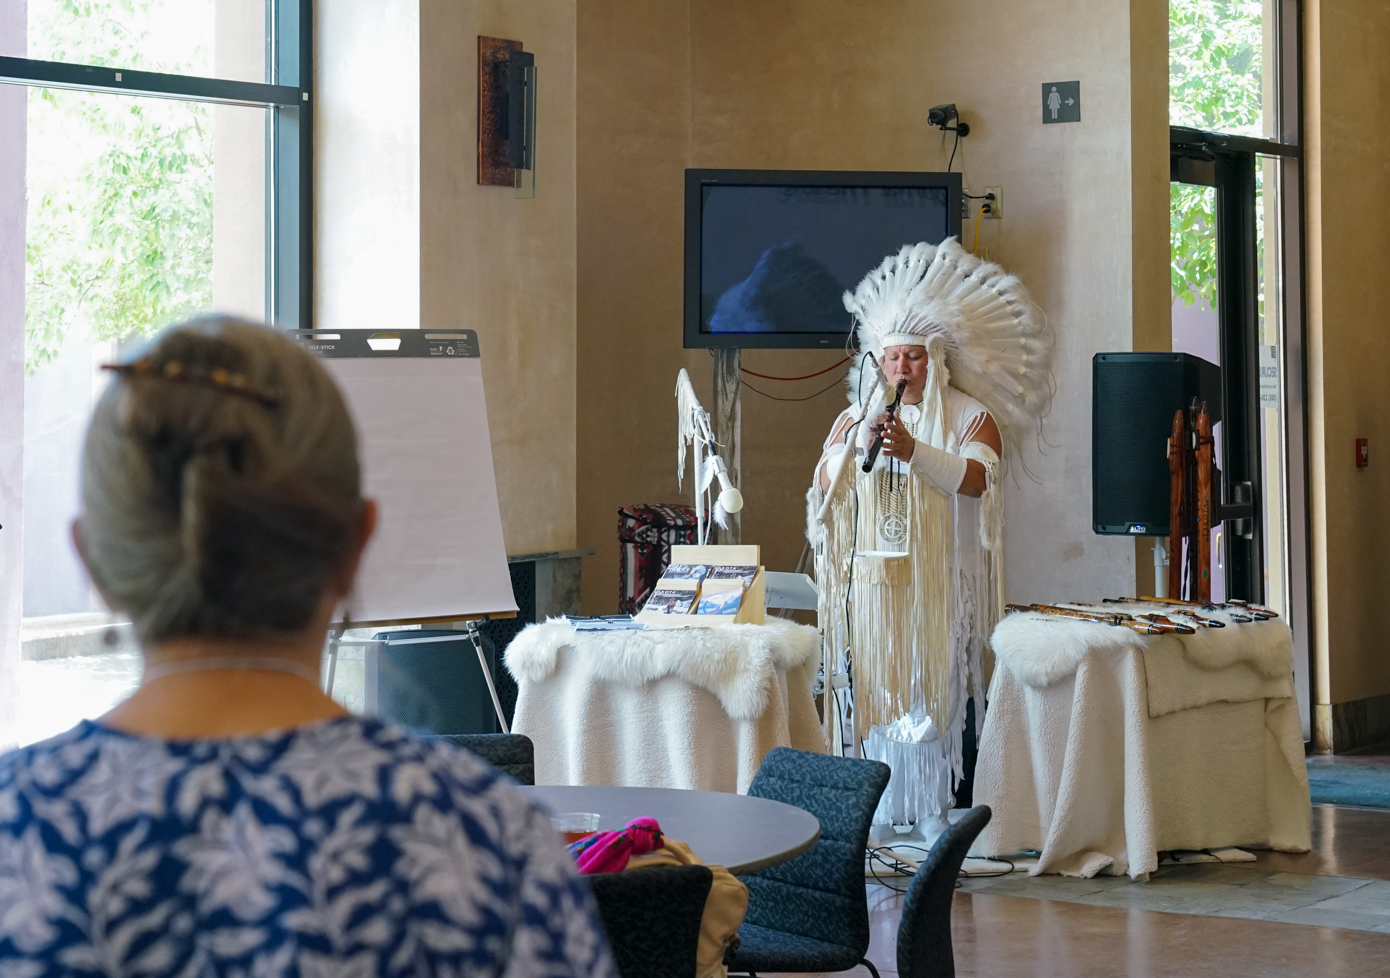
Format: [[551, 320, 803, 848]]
[[1101, 598, 1225, 628], [1136, 595, 1272, 621], [1006, 603, 1192, 636]]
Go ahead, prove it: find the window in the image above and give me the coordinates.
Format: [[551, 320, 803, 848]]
[[0, 0, 311, 748], [1168, 0, 1309, 734]]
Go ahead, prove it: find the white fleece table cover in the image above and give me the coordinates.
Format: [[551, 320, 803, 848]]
[[505, 619, 824, 793], [972, 609, 1311, 879]]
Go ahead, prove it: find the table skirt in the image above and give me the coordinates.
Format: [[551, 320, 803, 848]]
[[971, 646, 1311, 879], [509, 621, 824, 793]]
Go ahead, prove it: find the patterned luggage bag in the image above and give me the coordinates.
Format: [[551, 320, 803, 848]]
[[617, 504, 698, 614]]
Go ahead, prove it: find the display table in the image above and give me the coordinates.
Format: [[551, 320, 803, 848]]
[[972, 605, 1312, 879], [520, 785, 821, 874], [506, 618, 824, 792]]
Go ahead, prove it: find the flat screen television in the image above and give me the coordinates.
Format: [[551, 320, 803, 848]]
[[684, 169, 963, 349]]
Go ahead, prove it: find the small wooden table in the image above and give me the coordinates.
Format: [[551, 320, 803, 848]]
[[521, 784, 821, 875]]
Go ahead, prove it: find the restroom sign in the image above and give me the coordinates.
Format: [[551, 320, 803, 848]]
[[1042, 81, 1080, 123]]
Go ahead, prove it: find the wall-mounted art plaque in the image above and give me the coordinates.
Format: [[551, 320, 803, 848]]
[[478, 36, 522, 186]]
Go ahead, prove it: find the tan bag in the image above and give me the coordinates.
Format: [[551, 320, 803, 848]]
[[626, 838, 749, 978]]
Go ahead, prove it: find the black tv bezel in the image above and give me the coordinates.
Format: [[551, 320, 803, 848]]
[[683, 168, 964, 350]]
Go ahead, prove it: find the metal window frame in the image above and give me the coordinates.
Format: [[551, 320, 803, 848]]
[[0, 0, 313, 329], [1167, 0, 1311, 739], [1169, 132, 1264, 605]]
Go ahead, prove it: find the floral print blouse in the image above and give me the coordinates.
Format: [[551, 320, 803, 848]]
[[0, 716, 615, 977]]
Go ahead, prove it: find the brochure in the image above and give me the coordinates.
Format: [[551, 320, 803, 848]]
[[642, 589, 697, 615], [695, 587, 745, 616], [662, 563, 713, 581], [707, 565, 758, 589]]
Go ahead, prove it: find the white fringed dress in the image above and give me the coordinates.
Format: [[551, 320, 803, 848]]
[[808, 379, 1003, 827]]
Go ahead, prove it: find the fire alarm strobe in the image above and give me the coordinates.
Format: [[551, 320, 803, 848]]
[[1356, 438, 1369, 468]]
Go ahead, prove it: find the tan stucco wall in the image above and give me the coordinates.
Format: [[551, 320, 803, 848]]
[[420, 0, 578, 556], [1306, 0, 1390, 708], [1131, 0, 1175, 598], [576, 0, 1167, 612], [317, 0, 578, 557], [575, 0, 696, 612]]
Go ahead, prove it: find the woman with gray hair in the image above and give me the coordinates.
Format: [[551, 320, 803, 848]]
[[0, 318, 615, 977]]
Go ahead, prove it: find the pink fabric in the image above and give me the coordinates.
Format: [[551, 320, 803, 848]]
[[569, 817, 664, 875]]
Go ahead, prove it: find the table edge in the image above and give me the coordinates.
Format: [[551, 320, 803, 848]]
[[518, 785, 822, 875], [726, 822, 821, 876]]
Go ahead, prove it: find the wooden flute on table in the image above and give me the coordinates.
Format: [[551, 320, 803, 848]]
[[1005, 603, 1195, 635], [1136, 595, 1277, 621], [1101, 598, 1226, 628]]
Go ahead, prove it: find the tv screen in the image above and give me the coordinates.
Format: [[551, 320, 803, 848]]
[[684, 169, 962, 349]]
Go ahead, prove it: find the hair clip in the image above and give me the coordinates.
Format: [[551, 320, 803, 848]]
[[101, 357, 281, 408]]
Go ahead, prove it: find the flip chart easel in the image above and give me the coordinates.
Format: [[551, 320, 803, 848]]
[[289, 329, 517, 729]]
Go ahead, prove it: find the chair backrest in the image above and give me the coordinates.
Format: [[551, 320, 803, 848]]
[[896, 805, 992, 978], [588, 864, 714, 978], [431, 733, 535, 785], [741, 747, 891, 953]]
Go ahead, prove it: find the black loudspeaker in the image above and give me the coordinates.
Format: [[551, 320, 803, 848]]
[[1092, 352, 1221, 536]]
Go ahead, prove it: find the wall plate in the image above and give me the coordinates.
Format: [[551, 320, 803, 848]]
[[983, 186, 1003, 219]]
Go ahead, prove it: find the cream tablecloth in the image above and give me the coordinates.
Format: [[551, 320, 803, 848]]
[[505, 618, 824, 792], [972, 606, 1311, 879]]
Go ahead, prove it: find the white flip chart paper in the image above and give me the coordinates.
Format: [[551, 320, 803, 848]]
[[297, 331, 516, 624]]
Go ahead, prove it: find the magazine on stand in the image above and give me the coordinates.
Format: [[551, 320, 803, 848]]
[[707, 565, 758, 589], [642, 589, 697, 616]]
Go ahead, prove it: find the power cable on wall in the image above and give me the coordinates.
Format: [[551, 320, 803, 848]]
[[740, 371, 849, 402], [706, 348, 852, 382]]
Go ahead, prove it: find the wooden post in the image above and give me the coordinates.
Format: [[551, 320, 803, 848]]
[[711, 348, 742, 544]]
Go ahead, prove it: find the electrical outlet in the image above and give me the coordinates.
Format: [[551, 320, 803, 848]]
[[983, 186, 1003, 219]]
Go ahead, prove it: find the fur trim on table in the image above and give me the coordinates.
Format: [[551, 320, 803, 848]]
[[991, 613, 1143, 687], [504, 618, 820, 721], [991, 606, 1294, 689]]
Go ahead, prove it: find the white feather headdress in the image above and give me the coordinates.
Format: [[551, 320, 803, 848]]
[[842, 238, 1054, 463]]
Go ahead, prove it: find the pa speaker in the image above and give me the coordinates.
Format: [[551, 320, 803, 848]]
[[1092, 352, 1221, 536]]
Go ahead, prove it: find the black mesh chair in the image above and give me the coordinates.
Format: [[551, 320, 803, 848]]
[[429, 733, 535, 785], [895, 806, 992, 978], [588, 864, 713, 978], [728, 747, 891, 978]]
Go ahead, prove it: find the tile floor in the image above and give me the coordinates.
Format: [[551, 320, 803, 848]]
[[762, 795, 1390, 977]]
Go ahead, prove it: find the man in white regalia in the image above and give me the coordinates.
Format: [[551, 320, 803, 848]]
[[808, 238, 1052, 837]]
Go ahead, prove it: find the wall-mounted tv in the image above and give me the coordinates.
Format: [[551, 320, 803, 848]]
[[684, 169, 963, 350]]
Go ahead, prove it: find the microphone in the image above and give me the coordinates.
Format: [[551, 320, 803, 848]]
[[706, 455, 750, 516], [862, 380, 908, 473], [708, 454, 744, 513]]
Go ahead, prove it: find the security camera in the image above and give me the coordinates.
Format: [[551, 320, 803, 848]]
[[928, 103, 970, 137]]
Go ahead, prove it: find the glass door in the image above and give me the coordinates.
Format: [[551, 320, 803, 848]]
[[1169, 0, 1309, 735]]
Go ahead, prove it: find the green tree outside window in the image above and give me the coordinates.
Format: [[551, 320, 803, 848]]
[[24, 0, 214, 373], [1170, 0, 1263, 310]]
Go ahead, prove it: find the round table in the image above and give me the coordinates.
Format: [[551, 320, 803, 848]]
[[520, 785, 821, 875]]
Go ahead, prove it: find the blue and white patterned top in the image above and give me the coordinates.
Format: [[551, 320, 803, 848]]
[[0, 716, 617, 977]]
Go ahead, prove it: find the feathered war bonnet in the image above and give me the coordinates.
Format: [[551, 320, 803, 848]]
[[842, 237, 1054, 466]]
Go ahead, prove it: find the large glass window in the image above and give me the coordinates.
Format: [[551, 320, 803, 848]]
[[25, 0, 266, 83], [1169, 0, 1270, 138], [0, 0, 310, 748]]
